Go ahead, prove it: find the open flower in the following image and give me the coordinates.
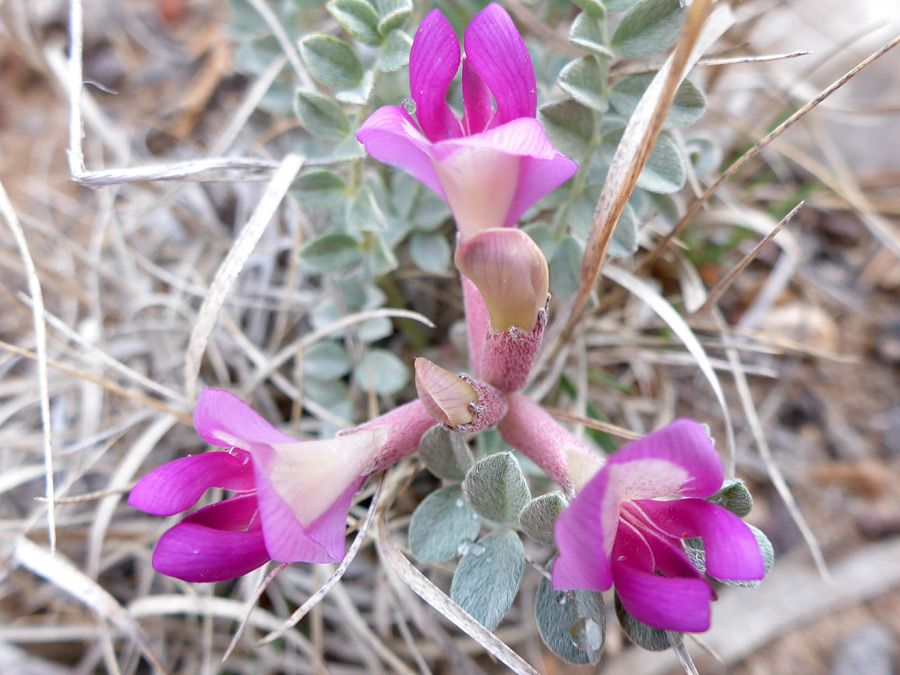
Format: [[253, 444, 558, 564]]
[[130, 388, 434, 582], [552, 419, 765, 632], [356, 4, 577, 240]]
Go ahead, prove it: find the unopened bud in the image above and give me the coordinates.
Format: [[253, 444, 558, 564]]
[[414, 358, 508, 432]]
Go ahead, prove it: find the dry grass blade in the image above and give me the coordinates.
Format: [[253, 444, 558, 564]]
[[0, 179, 55, 553], [184, 153, 304, 401], [257, 475, 385, 648], [695, 201, 805, 315], [374, 511, 540, 675], [221, 564, 287, 664], [711, 310, 829, 579], [12, 538, 167, 673], [602, 264, 737, 475], [639, 33, 900, 274], [544, 408, 643, 441], [563, 0, 727, 335]]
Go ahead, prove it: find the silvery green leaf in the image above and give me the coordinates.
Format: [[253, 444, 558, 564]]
[[357, 316, 393, 342], [331, 135, 367, 161], [706, 478, 753, 517], [355, 349, 407, 394], [409, 231, 451, 273], [367, 231, 399, 276], [303, 377, 353, 437], [300, 35, 364, 90], [538, 99, 595, 160], [558, 55, 609, 113], [409, 485, 481, 562], [376, 0, 412, 36], [718, 524, 773, 588], [569, 13, 613, 57], [378, 29, 413, 72], [686, 134, 722, 175], [295, 90, 350, 141], [302, 341, 352, 380], [462, 452, 531, 526], [535, 567, 605, 664], [571, 0, 606, 17], [345, 184, 388, 231], [336, 69, 374, 105], [549, 236, 583, 303], [610, 73, 706, 128], [301, 233, 363, 273], [293, 170, 347, 211], [600, 129, 686, 194], [327, 0, 382, 46], [519, 492, 568, 546], [610, 0, 684, 58], [390, 172, 419, 220], [608, 202, 639, 258], [419, 426, 475, 482], [412, 191, 451, 231], [614, 594, 683, 651], [450, 530, 525, 630], [523, 222, 560, 262]]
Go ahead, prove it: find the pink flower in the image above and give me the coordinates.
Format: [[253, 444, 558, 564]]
[[552, 420, 765, 633], [356, 4, 577, 241], [130, 388, 434, 582]]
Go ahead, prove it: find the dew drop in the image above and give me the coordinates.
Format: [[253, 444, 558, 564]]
[[455, 498, 464, 508], [402, 98, 417, 115], [469, 543, 485, 556], [457, 541, 471, 556], [557, 595, 567, 606], [569, 618, 603, 653]]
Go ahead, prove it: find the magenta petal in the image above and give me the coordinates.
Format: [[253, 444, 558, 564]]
[[639, 499, 765, 582], [356, 106, 445, 198], [612, 525, 713, 633], [505, 147, 579, 228], [129, 451, 254, 516], [464, 4, 536, 127], [304, 476, 365, 561], [409, 9, 463, 142], [152, 496, 270, 582], [462, 57, 493, 135], [553, 499, 613, 593], [194, 388, 297, 450]]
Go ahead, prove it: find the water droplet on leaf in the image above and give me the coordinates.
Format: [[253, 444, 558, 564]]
[[570, 618, 603, 653], [455, 498, 464, 508]]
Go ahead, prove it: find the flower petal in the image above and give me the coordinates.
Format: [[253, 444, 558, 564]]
[[356, 106, 444, 198], [612, 523, 713, 632], [152, 496, 271, 582], [462, 56, 493, 135], [304, 476, 366, 561], [409, 9, 462, 142], [464, 4, 536, 126], [129, 451, 254, 516], [194, 388, 297, 451], [637, 499, 765, 582]]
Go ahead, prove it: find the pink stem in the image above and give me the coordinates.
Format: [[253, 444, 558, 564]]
[[461, 275, 488, 377]]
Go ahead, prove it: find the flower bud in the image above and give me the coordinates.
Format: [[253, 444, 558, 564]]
[[414, 357, 508, 432]]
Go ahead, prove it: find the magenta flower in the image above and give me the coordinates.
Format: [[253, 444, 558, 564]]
[[130, 388, 434, 582], [552, 420, 765, 633], [356, 4, 577, 240]]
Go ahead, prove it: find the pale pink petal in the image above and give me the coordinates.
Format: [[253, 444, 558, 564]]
[[356, 106, 445, 198], [129, 451, 254, 516], [304, 476, 366, 561], [194, 388, 297, 450], [612, 524, 713, 632], [464, 4, 536, 126], [408, 9, 463, 142], [433, 118, 576, 231], [152, 496, 271, 582], [461, 275, 488, 377], [637, 499, 765, 582], [462, 56, 493, 135]]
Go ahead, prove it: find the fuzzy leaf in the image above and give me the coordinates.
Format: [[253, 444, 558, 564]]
[[610, 0, 684, 58], [328, 0, 382, 46], [376, 0, 413, 35], [718, 524, 774, 588], [409, 231, 451, 273], [301, 233, 363, 273], [605, 0, 641, 10], [293, 170, 347, 211], [600, 129, 685, 194], [355, 349, 407, 394], [295, 90, 350, 141], [535, 566, 605, 664], [419, 426, 475, 482], [558, 55, 609, 113], [300, 34, 364, 90], [610, 73, 706, 128], [462, 452, 531, 526], [538, 99, 595, 160], [450, 529, 524, 630], [569, 13, 613, 57], [519, 492, 568, 546], [409, 485, 481, 562], [549, 236, 583, 303], [302, 341, 352, 380], [378, 29, 413, 72], [614, 594, 683, 651], [706, 478, 753, 517]]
